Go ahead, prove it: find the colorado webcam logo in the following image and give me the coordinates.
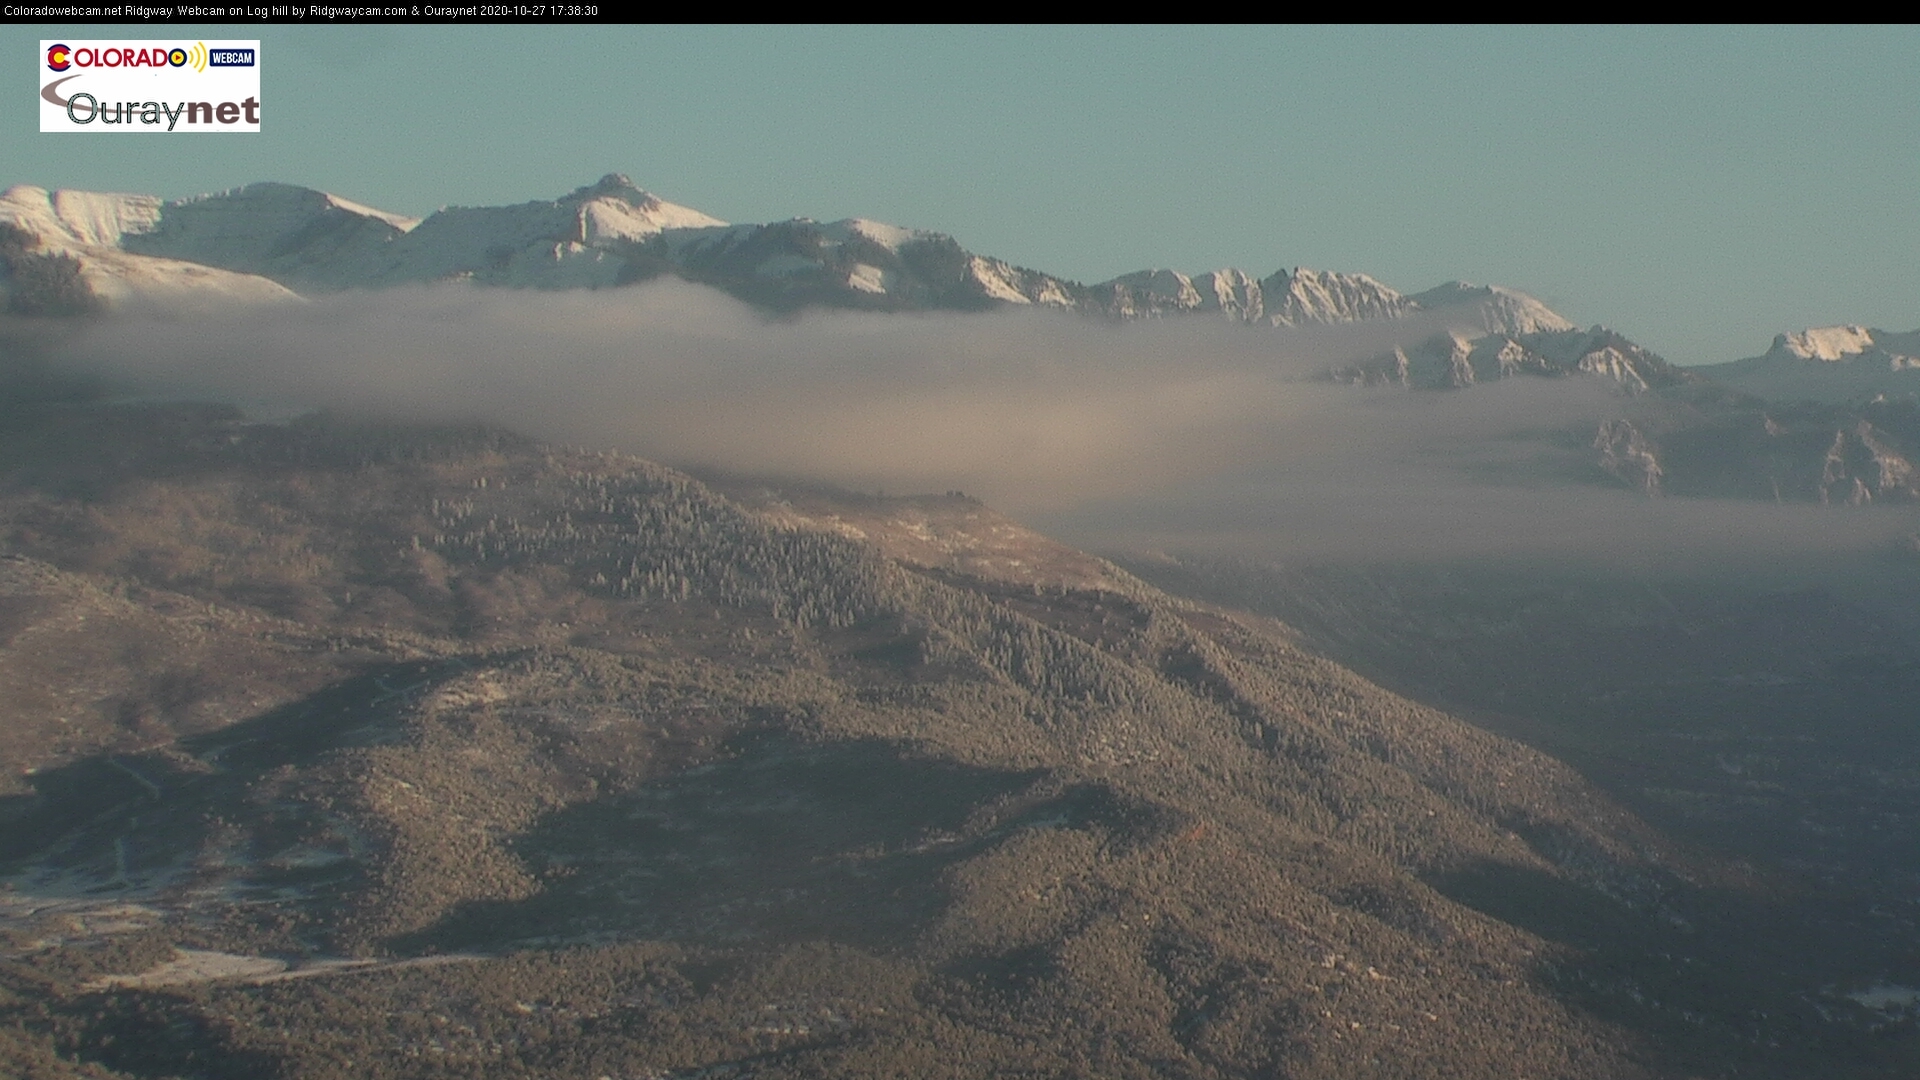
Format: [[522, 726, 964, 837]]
[[40, 40, 260, 134]]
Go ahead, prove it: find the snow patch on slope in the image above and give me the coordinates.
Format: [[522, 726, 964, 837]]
[[842, 218, 919, 252], [846, 263, 891, 294], [968, 257, 1032, 304], [1, 184, 299, 309], [119, 183, 413, 290], [1, 185, 162, 251]]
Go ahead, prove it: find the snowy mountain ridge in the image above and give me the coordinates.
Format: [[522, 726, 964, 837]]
[[7, 175, 1911, 405], [0, 175, 1572, 340]]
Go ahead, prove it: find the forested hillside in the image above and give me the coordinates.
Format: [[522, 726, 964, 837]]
[[0, 400, 1911, 1079]]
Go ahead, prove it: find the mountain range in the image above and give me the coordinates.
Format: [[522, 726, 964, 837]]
[[4, 174, 1917, 511], [2, 173, 1910, 403], [1, 174, 1571, 337]]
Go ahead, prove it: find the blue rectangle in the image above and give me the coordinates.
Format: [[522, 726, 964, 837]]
[[208, 49, 255, 67]]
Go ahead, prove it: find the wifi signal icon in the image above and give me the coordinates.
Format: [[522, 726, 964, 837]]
[[187, 42, 207, 72]]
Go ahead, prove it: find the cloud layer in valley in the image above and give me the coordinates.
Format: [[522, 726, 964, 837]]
[[21, 279, 1919, 568]]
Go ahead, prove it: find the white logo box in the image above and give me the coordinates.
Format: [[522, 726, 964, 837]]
[[40, 40, 261, 133]]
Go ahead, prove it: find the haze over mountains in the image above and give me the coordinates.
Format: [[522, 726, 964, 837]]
[[4, 174, 1917, 554]]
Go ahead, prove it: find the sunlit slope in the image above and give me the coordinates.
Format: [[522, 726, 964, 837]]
[[4, 403, 1905, 1077]]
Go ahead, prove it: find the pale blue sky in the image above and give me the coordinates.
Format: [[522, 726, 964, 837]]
[[8, 23, 1917, 365]]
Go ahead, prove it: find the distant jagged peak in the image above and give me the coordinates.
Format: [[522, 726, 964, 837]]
[[1330, 322, 1684, 393], [546, 174, 727, 239], [1259, 266, 1411, 327], [1265, 265, 1397, 291], [1092, 265, 1406, 324], [571, 172, 645, 198], [1191, 268, 1265, 322], [1088, 266, 1577, 333], [559, 172, 664, 212]]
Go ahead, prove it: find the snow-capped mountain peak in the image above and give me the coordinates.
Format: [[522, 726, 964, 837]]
[[1406, 281, 1576, 336], [1693, 325, 1920, 404], [566, 173, 727, 244], [1768, 325, 1887, 363]]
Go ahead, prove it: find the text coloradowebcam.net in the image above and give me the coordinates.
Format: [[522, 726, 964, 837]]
[[7, 3, 594, 12], [10, 5, 407, 14]]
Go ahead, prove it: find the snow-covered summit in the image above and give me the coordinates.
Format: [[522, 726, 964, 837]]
[[1406, 281, 1575, 336], [1763, 325, 1914, 365], [1693, 325, 1920, 404], [565, 173, 727, 244]]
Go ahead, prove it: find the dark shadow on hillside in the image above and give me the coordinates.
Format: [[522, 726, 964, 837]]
[[1428, 858, 1920, 1079], [0, 656, 487, 887], [28, 988, 287, 1080], [396, 738, 1081, 954]]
